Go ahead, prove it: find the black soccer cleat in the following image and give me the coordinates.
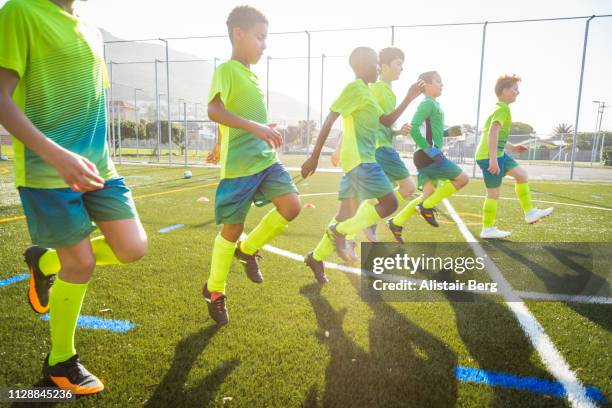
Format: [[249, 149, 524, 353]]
[[24, 246, 54, 314], [43, 354, 104, 395], [417, 204, 439, 227], [202, 283, 229, 325], [304, 252, 329, 284], [327, 224, 350, 261], [386, 219, 405, 243], [235, 242, 263, 283]]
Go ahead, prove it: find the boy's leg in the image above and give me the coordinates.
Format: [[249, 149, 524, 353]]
[[240, 192, 300, 256], [482, 187, 501, 228], [421, 172, 468, 209], [396, 177, 417, 201], [389, 177, 420, 226], [305, 198, 357, 283], [236, 164, 299, 281], [336, 192, 397, 237], [313, 198, 357, 261], [334, 164, 397, 239], [35, 178, 145, 277], [418, 172, 469, 227], [479, 187, 510, 239], [507, 165, 553, 223], [203, 223, 242, 325], [208, 223, 243, 293], [45, 237, 104, 394]]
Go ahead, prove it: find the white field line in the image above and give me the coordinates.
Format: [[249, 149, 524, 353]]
[[256, 239, 612, 304], [443, 198, 597, 408], [302, 191, 612, 213], [453, 193, 612, 212]]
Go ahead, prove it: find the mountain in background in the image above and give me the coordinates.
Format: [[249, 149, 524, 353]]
[[101, 29, 320, 125]]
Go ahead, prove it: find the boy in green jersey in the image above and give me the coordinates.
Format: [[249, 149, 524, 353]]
[[390, 71, 470, 229], [301, 47, 423, 281], [0, 0, 147, 394], [202, 6, 300, 325], [332, 47, 417, 246], [476, 74, 553, 239]]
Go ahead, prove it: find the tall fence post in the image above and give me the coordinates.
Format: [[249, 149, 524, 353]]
[[391, 25, 395, 45], [569, 15, 595, 180], [160, 38, 172, 165], [118, 100, 122, 164], [155, 59, 161, 163], [109, 60, 116, 158], [184, 101, 188, 167], [471, 22, 488, 177], [305, 30, 311, 153], [320, 54, 325, 130]]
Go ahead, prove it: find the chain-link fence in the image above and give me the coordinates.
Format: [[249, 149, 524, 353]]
[[102, 14, 612, 178]]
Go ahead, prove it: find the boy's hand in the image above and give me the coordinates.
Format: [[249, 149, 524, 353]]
[[331, 146, 341, 167], [488, 159, 501, 175], [254, 123, 283, 149], [407, 79, 426, 100], [48, 149, 105, 192], [513, 144, 528, 153], [206, 143, 220, 164], [400, 123, 411, 136], [301, 155, 319, 178]]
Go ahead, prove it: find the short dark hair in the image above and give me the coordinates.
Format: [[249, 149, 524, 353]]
[[418, 71, 440, 84], [379, 47, 404, 66], [349, 47, 377, 73], [226, 6, 268, 42]]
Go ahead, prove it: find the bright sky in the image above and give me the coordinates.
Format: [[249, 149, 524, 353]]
[[2, 0, 612, 135]]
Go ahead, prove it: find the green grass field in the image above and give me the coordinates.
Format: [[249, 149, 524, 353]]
[[0, 160, 610, 407]]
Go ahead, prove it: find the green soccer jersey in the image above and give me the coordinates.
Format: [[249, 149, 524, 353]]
[[410, 96, 445, 150], [475, 101, 512, 160], [369, 80, 396, 148], [0, 0, 117, 188], [331, 79, 384, 173], [208, 60, 278, 179]]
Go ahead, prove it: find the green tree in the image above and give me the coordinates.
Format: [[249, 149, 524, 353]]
[[510, 122, 535, 135]]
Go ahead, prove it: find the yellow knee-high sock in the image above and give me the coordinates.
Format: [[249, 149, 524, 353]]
[[515, 182, 533, 214], [207, 234, 237, 293], [482, 198, 498, 228], [48, 277, 88, 366], [39, 236, 121, 277], [422, 181, 457, 209], [392, 196, 422, 226], [241, 209, 289, 255]]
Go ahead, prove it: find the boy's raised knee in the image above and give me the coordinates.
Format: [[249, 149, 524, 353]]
[[115, 238, 148, 263]]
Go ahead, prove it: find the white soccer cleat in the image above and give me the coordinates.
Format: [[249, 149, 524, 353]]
[[525, 207, 554, 224], [480, 227, 512, 239]]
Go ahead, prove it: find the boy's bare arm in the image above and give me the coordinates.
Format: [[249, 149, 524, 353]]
[[487, 122, 501, 175], [380, 80, 424, 127], [301, 111, 340, 178], [0, 67, 104, 192], [208, 95, 282, 148]]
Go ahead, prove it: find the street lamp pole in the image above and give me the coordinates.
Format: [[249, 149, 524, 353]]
[[134, 88, 142, 159]]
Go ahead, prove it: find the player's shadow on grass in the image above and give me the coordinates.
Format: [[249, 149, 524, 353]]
[[442, 270, 566, 407], [488, 241, 611, 332], [529, 188, 612, 210], [300, 277, 458, 408], [145, 325, 239, 407]]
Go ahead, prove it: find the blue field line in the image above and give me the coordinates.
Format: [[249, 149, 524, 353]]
[[0, 274, 29, 288], [455, 366, 607, 403], [40, 314, 135, 333], [158, 224, 185, 233]]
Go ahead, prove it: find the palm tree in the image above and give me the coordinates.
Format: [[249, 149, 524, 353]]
[[553, 123, 574, 145]]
